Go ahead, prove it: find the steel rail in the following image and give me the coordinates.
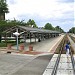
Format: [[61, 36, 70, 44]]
[[69, 35, 75, 74], [70, 48, 75, 75], [51, 45, 63, 75]]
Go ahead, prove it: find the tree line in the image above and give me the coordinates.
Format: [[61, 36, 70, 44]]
[[0, 0, 64, 33], [68, 27, 75, 34], [0, 0, 74, 34], [0, 0, 74, 43], [0, 19, 64, 32]]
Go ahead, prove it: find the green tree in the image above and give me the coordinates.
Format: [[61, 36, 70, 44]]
[[6, 19, 27, 26], [55, 26, 64, 33], [0, 20, 16, 43], [0, 0, 9, 20], [69, 27, 75, 33], [27, 19, 38, 28], [55, 26, 61, 31], [44, 23, 54, 30], [0, 20, 7, 42]]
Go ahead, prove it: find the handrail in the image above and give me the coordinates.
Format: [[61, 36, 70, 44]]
[[70, 47, 75, 74], [51, 42, 64, 75]]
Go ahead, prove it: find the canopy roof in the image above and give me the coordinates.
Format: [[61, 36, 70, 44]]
[[3, 25, 60, 34], [18, 26, 60, 34]]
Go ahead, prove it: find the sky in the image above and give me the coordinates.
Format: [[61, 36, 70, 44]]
[[6, 0, 74, 32]]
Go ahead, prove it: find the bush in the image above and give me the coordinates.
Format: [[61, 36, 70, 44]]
[[0, 40, 21, 47], [0, 42, 6, 47]]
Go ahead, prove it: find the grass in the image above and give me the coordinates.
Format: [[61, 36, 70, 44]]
[[0, 42, 7, 47], [0, 40, 23, 47]]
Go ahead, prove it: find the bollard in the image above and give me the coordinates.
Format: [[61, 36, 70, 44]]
[[20, 44, 24, 51], [29, 45, 33, 51], [7, 44, 12, 50]]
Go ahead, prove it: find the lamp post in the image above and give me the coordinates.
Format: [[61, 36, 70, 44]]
[[13, 29, 20, 50]]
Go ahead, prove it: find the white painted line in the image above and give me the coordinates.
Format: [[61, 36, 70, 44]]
[[48, 35, 64, 52]]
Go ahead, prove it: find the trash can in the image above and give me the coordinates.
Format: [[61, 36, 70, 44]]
[[29, 45, 33, 51]]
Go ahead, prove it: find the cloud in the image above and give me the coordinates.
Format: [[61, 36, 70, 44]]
[[7, 0, 17, 5], [6, 0, 74, 32], [57, 0, 74, 3]]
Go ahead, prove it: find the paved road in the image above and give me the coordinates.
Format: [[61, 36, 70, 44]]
[[0, 53, 37, 75], [0, 53, 53, 75]]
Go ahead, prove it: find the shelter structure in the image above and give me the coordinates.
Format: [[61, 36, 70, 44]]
[[2, 25, 60, 43]]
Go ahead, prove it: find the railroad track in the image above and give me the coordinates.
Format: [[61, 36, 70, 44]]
[[43, 34, 75, 75], [69, 35, 75, 74], [69, 34, 75, 43]]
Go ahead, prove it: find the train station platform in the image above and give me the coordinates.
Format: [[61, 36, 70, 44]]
[[43, 54, 74, 75], [0, 35, 64, 55], [11, 35, 64, 54], [0, 34, 75, 75]]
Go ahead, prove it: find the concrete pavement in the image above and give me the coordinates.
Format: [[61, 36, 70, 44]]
[[11, 54, 53, 75], [43, 54, 74, 75], [12, 35, 64, 52], [0, 53, 52, 75], [0, 35, 65, 75], [0, 53, 37, 75]]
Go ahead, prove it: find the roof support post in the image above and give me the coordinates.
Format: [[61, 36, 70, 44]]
[[49, 33, 51, 38], [38, 33, 41, 42], [54, 33, 56, 37], [55, 33, 57, 37], [29, 32, 31, 44], [56, 33, 58, 36], [44, 34, 46, 39], [10, 32, 12, 37], [40, 33, 42, 41], [46, 34, 48, 39], [48, 33, 49, 39], [51, 33, 52, 38], [5, 33, 7, 46], [34, 33, 36, 43], [42, 33, 44, 40], [58, 33, 59, 36], [23, 33, 26, 47]]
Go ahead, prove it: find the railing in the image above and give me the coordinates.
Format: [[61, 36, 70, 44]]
[[51, 40, 64, 75], [70, 47, 75, 74], [69, 35, 75, 43]]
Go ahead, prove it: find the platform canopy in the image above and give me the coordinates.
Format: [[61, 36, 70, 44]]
[[3, 25, 60, 34], [18, 26, 60, 33]]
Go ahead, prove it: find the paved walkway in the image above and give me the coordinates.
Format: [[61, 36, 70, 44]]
[[11, 54, 53, 75], [12, 35, 64, 53], [0, 53, 52, 75], [0, 35, 64, 56], [0, 53, 37, 75]]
